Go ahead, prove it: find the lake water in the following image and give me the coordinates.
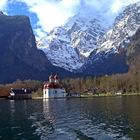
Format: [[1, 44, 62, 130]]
[[0, 96, 140, 140]]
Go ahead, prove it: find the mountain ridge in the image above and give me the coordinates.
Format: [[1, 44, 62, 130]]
[[38, 12, 108, 71], [38, 1, 140, 75], [0, 1, 140, 83]]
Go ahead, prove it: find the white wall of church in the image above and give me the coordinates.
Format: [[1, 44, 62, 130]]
[[43, 88, 66, 99]]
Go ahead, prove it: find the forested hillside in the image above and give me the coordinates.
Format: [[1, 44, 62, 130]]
[[62, 31, 140, 94]]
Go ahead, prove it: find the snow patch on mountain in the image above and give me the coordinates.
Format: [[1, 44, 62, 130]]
[[37, 2, 140, 72], [38, 27, 83, 72], [79, 1, 140, 75], [38, 13, 107, 71], [98, 2, 140, 54]]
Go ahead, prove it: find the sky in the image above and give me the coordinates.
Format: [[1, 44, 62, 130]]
[[0, 0, 139, 39]]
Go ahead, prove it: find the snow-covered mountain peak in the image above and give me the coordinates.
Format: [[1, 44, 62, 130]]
[[38, 11, 108, 71], [97, 1, 140, 55], [78, 1, 140, 75], [37, 1, 140, 72]]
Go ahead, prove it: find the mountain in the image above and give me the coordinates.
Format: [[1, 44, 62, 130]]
[[1, 1, 140, 83], [79, 2, 140, 75], [0, 13, 72, 83], [99, 2, 140, 52], [38, 12, 107, 71], [126, 27, 140, 73], [38, 1, 140, 75]]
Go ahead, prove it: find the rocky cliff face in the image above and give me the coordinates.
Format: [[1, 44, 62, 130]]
[[99, 2, 140, 52], [38, 1, 140, 75], [0, 13, 50, 68], [79, 2, 140, 75], [38, 13, 107, 71], [126, 27, 140, 73], [0, 13, 72, 83]]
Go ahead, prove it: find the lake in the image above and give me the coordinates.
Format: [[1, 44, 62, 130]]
[[0, 96, 140, 140]]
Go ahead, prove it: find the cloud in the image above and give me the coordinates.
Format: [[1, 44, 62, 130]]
[[110, 0, 140, 13], [79, 0, 140, 26], [0, 0, 140, 39], [14, 0, 80, 38], [34, 28, 46, 40], [0, 0, 9, 12]]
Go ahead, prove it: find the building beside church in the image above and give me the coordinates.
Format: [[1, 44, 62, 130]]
[[43, 75, 67, 98], [9, 88, 32, 99]]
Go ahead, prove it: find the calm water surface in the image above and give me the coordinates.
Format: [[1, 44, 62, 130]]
[[0, 96, 140, 140]]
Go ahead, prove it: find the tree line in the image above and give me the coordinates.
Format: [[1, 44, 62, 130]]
[[0, 52, 139, 97]]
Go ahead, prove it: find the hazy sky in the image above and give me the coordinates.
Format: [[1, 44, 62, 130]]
[[0, 0, 139, 39]]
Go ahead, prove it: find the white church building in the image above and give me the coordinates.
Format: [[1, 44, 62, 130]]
[[43, 75, 67, 99]]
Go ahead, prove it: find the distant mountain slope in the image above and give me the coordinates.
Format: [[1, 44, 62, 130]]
[[38, 13, 107, 71], [126, 27, 140, 73], [99, 2, 140, 52], [37, 1, 140, 75], [79, 2, 140, 75]]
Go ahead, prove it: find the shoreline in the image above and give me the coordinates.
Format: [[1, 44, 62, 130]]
[[0, 93, 140, 100], [80, 93, 140, 97], [32, 93, 140, 99]]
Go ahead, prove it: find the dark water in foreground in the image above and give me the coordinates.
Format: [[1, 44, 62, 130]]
[[0, 96, 140, 140]]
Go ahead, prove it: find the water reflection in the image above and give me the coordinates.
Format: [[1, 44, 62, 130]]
[[0, 97, 138, 139], [28, 98, 134, 140], [10, 100, 15, 120]]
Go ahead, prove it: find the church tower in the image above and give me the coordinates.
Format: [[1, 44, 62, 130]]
[[43, 74, 66, 99]]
